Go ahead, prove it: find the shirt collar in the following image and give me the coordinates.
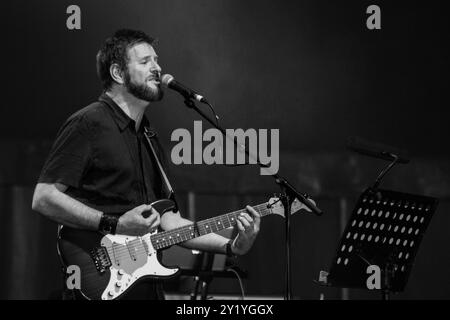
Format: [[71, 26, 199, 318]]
[[99, 92, 150, 132]]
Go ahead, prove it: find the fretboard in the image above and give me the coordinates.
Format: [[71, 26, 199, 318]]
[[150, 202, 273, 250]]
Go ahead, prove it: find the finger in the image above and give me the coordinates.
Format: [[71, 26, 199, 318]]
[[151, 214, 161, 229], [148, 209, 159, 220], [246, 206, 260, 219], [132, 204, 146, 215], [239, 212, 253, 223], [238, 216, 251, 230], [246, 205, 261, 225], [141, 205, 156, 218], [145, 214, 155, 227], [236, 219, 245, 232], [145, 210, 160, 224], [137, 204, 150, 211]]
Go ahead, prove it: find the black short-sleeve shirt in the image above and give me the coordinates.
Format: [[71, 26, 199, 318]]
[[38, 93, 171, 215]]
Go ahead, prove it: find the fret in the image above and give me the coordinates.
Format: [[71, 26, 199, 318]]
[[222, 216, 228, 228], [220, 215, 229, 229], [196, 224, 204, 236], [225, 214, 232, 226], [207, 220, 214, 232], [202, 223, 209, 236], [208, 221, 214, 233], [150, 200, 277, 250], [188, 224, 196, 240], [208, 220, 215, 233], [229, 213, 237, 225], [210, 220, 218, 232], [255, 204, 266, 217], [200, 222, 209, 236], [203, 221, 211, 234], [185, 227, 192, 240], [215, 218, 223, 231]]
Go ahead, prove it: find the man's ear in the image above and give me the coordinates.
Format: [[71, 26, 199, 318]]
[[110, 63, 125, 85]]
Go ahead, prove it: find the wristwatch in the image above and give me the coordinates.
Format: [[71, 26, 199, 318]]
[[98, 213, 119, 234], [226, 240, 236, 257]]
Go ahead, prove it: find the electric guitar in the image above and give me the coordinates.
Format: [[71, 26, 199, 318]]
[[57, 196, 315, 300]]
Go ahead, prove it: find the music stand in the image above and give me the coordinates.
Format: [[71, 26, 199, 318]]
[[321, 188, 438, 299]]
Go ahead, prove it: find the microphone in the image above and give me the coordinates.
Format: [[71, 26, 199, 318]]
[[346, 136, 410, 164], [161, 74, 208, 103]]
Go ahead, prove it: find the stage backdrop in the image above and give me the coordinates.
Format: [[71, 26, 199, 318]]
[[1, 0, 450, 299]]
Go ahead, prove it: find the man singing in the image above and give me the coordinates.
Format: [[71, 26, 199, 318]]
[[32, 29, 260, 300]]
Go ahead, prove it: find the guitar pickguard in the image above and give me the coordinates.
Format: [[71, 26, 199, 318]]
[[99, 230, 178, 300]]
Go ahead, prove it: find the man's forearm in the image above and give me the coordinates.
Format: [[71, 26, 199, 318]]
[[162, 214, 229, 254], [182, 232, 229, 254], [32, 183, 102, 230]]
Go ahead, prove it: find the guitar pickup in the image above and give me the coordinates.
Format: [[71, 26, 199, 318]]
[[90, 246, 112, 273]]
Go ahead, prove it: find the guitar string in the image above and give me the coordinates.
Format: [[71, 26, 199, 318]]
[[96, 202, 277, 261], [98, 204, 275, 260], [103, 205, 272, 258], [149, 203, 271, 241], [151, 204, 271, 244], [153, 203, 274, 242]]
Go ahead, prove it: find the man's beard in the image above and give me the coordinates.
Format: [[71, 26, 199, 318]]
[[124, 71, 164, 102]]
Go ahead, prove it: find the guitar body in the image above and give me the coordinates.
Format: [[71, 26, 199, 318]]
[[57, 199, 180, 300]]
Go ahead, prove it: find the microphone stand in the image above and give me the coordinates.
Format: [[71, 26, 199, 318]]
[[182, 98, 323, 300]]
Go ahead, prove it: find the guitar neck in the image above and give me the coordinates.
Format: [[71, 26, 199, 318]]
[[150, 202, 273, 251]]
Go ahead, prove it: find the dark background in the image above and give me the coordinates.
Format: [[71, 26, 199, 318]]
[[1, 0, 449, 299]]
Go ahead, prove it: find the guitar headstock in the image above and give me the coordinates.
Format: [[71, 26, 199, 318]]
[[268, 196, 317, 218]]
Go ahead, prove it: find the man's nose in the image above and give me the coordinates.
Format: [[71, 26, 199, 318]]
[[151, 61, 162, 74]]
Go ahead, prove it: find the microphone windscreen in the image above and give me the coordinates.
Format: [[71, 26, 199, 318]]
[[161, 74, 174, 87]]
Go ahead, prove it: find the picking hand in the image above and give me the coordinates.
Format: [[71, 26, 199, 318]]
[[116, 204, 160, 236]]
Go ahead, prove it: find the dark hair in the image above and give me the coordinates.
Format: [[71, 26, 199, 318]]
[[96, 29, 156, 90]]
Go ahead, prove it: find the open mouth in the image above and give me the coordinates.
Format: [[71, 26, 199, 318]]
[[148, 73, 161, 83], [147, 78, 160, 84]]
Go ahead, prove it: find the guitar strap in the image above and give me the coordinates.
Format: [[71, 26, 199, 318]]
[[98, 97, 178, 207], [143, 127, 177, 207]]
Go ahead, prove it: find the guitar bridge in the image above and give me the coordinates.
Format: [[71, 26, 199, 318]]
[[90, 246, 112, 273]]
